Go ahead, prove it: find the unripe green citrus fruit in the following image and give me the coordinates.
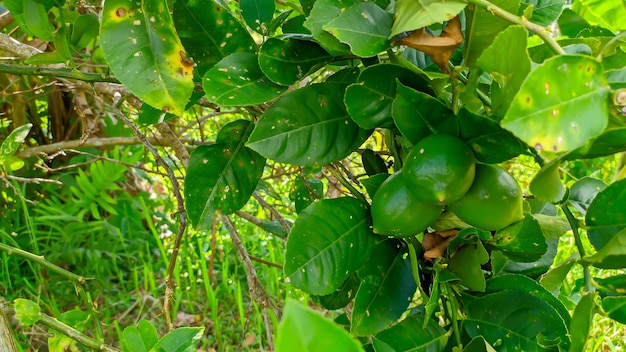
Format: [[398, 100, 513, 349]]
[[402, 134, 475, 206], [449, 164, 524, 231], [371, 172, 443, 237]]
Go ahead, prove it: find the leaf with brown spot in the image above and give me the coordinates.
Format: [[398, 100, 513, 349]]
[[396, 16, 463, 73]]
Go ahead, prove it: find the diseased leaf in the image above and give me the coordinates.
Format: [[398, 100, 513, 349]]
[[101, 0, 194, 115], [502, 55, 610, 154], [284, 197, 378, 295], [203, 52, 287, 106], [185, 120, 265, 230], [247, 83, 370, 165], [323, 2, 393, 57], [173, 0, 255, 76]]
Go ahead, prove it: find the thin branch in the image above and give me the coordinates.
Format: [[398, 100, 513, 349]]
[[221, 214, 278, 350], [112, 106, 187, 331], [0, 32, 43, 59], [562, 204, 593, 293], [0, 243, 90, 285], [468, 0, 565, 55], [0, 64, 119, 83], [248, 255, 283, 270], [15, 136, 200, 159], [1, 174, 63, 185], [252, 192, 291, 234], [153, 123, 190, 168], [235, 210, 287, 240]]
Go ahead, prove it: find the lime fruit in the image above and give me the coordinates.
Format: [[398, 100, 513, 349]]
[[371, 172, 443, 237], [449, 164, 524, 231], [402, 134, 475, 206]]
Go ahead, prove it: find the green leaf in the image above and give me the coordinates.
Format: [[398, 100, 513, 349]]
[[390, 0, 468, 38], [524, 0, 566, 26], [100, 0, 194, 115], [581, 228, 626, 269], [464, 290, 569, 350], [276, 299, 364, 352], [586, 178, 626, 255], [447, 242, 489, 292], [571, 0, 626, 32], [463, 336, 498, 352], [284, 197, 378, 295], [502, 55, 610, 154], [123, 326, 149, 352], [361, 173, 390, 199], [258, 35, 333, 86], [313, 273, 360, 310], [323, 2, 392, 57], [289, 178, 324, 214], [303, 0, 353, 55], [595, 274, 626, 295], [173, 0, 256, 76], [392, 82, 456, 144], [476, 25, 531, 118], [247, 83, 370, 166], [48, 309, 90, 352], [491, 214, 547, 262], [23, 0, 55, 41], [71, 14, 99, 49], [372, 314, 448, 351], [567, 127, 626, 160], [203, 52, 287, 106], [601, 296, 626, 324], [485, 274, 572, 327], [184, 120, 265, 230], [464, 0, 519, 68], [568, 292, 596, 352], [361, 149, 388, 176], [530, 160, 566, 203], [539, 254, 578, 296], [345, 64, 433, 130], [13, 298, 41, 326], [240, 0, 275, 34], [0, 123, 32, 166], [557, 9, 591, 38], [352, 240, 417, 336], [457, 108, 528, 163], [150, 327, 203, 352], [568, 177, 606, 214]]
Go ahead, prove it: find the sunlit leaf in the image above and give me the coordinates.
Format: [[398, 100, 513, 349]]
[[476, 25, 531, 118], [502, 55, 610, 154], [390, 0, 467, 38], [247, 83, 370, 165], [523, 0, 566, 26], [303, 0, 353, 54], [276, 299, 364, 352], [569, 292, 596, 352], [13, 298, 41, 326], [0, 123, 32, 165], [571, 0, 626, 32], [529, 160, 566, 202], [284, 197, 378, 295], [101, 0, 194, 115], [323, 2, 393, 57], [152, 327, 204, 352]]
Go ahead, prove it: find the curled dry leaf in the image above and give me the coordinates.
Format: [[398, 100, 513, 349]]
[[396, 16, 463, 73], [422, 229, 458, 260]]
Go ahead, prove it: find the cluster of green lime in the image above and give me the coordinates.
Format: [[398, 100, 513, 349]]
[[371, 134, 524, 237]]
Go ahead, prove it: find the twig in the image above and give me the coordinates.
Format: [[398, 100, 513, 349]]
[[468, 0, 565, 55], [153, 123, 190, 168], [0, 64, 119, 83], [562, 204, 593, 293], [235, 210, 287, 240], [1, 175, 63, 185], [252, 192, 291, 234], [15, 136, 200, 159], [0, 243, 90, 285], [112, 106, 187, 331], [221, 214, 278, 350], [248, 255, 283, 270]]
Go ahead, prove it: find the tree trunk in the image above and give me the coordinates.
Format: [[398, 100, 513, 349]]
[[0, 303, 18, 352]]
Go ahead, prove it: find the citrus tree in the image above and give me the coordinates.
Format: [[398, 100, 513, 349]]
[[1, 0, 626, 350]]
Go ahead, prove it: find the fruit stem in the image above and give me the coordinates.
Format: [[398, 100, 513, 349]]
[[441, 282, 463, 348], [562, 204, 594, 293]]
